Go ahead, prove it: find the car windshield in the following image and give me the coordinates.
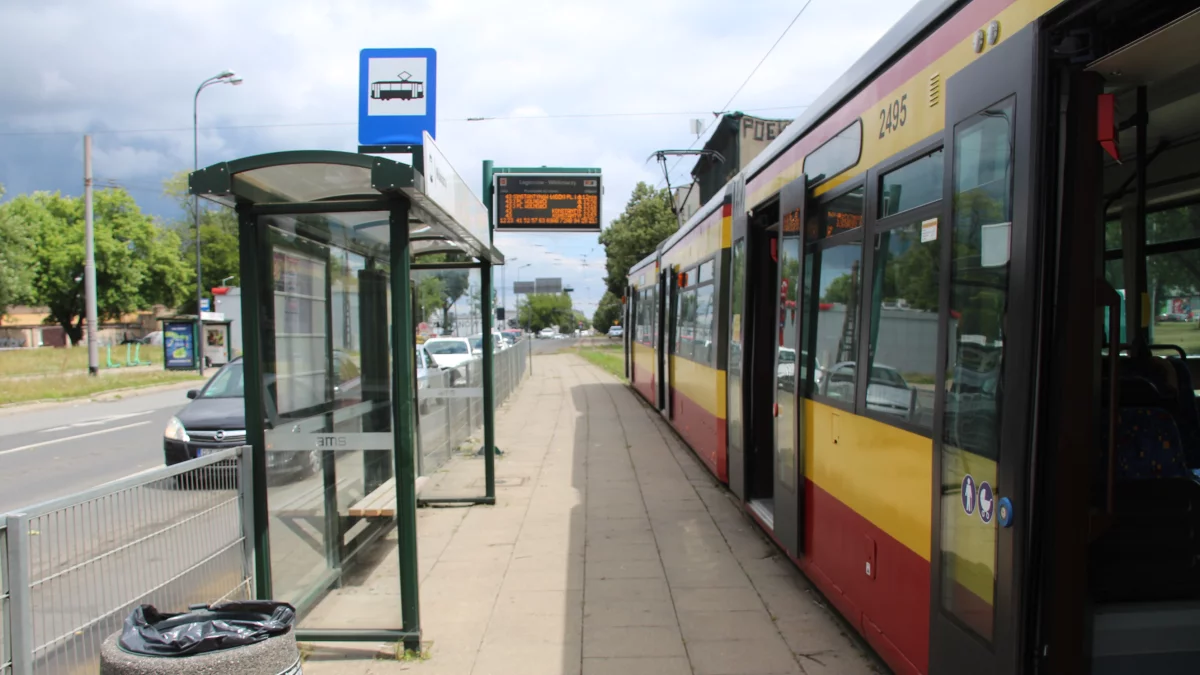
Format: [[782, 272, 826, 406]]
[[202, 363, 244, 398], [471, 337, 483, 351], [425, 341, 467, 355], [870, 367, 906, 387], [779, 350, 795, 363]]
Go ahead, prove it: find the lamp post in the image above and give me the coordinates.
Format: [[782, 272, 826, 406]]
[[194, 70, 243, 376]]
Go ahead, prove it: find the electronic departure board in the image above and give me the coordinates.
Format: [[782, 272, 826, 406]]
[[493, 173, 602, 232]]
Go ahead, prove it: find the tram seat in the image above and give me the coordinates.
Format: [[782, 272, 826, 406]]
[[1092, 405, 1200, 602]]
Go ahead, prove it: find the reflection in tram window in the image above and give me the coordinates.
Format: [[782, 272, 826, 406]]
[[814, 186, 866, 240], [810, 243, 863, 403], [939, 98, 1014, 645], [879, 149, 944, 218], [867, 219, 940, 430]]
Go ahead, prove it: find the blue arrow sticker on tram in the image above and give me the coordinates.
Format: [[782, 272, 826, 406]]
[[978, 481, 995, 524], [961, 474, 976, 515]]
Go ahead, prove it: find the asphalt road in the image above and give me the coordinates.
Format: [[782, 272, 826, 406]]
[[0, 384, 198, 515]]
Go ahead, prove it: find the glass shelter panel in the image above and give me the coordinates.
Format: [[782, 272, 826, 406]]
[[257, 213, 401, 630], [938, 99, 1014, 644], [411, 267, 491, 500]]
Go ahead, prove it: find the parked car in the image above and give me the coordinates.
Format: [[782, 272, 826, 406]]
[[820, 361, 918, 419], [776, 348, 823, 391], [422, 337, 475, 386], [608, 326, 624, 339], [163, 358, 319, 484], [415, 344, 445, 414]]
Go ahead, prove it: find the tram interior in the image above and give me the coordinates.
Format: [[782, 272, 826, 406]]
[[746, 200, 782, 521], [1071, 6, 1200, 673]]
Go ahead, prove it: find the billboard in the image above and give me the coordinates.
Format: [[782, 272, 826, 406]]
[[163, 321, 196, 370]]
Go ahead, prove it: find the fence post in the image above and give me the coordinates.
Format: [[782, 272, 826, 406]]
[[237, 446, 256, 595], [5, 514, 32, 675]]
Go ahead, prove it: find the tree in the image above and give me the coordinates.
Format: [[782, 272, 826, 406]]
[[592, 291, 622, 334], [598, 182, 677, 297], [822, 272, 856, 304], [22, 189, 192, 344], [0, 184, 37, 321], [518, 293, 575, 332], [164, 171, 240, 311]]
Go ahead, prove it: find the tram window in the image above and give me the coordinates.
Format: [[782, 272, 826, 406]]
[[1146, 203, 1200, 246], [804, 120, 863, 186], [1147, 249, 1200, 352], [879, 149, 943, 218], [694, 284, 715, 365], [939, 98, 1014, 644], [812, 186, 865, 240], [677, 287, 697, 359], [698, 260, 714, 284], [866, 218, 940, 430], [810, 241, 864, 403], [1105, 219, 1121, 251]]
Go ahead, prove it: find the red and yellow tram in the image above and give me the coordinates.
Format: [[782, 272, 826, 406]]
[[625, 0, 1200, 673]]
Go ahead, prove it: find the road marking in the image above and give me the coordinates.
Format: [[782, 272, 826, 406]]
[[0, 421, 152, 457], [40, 410, 153, 433]]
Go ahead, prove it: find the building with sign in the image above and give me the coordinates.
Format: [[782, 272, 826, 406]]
[[689, 112, 792, 205]]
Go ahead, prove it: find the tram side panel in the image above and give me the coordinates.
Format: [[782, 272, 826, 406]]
[[660, 210, 729, 482], [627, 262, 659, 407]]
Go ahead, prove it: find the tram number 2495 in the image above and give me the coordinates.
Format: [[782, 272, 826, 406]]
[[878, 94, 908, 139]]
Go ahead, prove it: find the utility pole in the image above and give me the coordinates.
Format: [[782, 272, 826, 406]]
[[83, 135, 99, 376]]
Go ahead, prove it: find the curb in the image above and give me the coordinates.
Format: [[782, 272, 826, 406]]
[[0, 379, 203, 416]]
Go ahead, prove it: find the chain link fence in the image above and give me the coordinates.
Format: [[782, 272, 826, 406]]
[[1, 447, 254, 675]]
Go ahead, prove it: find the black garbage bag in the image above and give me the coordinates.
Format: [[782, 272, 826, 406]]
[[118, 601, 296, 657]]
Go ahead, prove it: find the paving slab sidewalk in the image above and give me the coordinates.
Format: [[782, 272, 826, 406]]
[[300, 353, 888, 675]]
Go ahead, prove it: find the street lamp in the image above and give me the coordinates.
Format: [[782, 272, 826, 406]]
[[193, 70, 243, 376]]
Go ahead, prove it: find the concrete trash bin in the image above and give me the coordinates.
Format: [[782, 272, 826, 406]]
[[100, 602, 301, 675]]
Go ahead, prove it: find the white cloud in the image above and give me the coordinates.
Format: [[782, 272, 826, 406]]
[[0, 0, 922, 316]]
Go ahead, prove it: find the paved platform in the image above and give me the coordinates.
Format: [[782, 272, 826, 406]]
[[300, 352, 887, 675]]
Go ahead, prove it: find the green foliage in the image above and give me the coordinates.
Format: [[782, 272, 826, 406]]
[[592, 291, 622, 334], [598, 182, 677, 297], [518, 292, 575, 331], [822, 272, 856, 304], [16, 189, 193, 344], [0, 183, 37, 318], [164, 171, 240, 311]]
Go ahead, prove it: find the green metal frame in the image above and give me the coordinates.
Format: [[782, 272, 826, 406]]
[[189, 149, 509, 654], [408, 255, 498, 507]]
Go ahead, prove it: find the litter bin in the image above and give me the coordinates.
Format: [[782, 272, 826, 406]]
[[100, 601, 301, 675]]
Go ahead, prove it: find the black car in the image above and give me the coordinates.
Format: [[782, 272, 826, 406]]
[[163, 357, 319, 483]]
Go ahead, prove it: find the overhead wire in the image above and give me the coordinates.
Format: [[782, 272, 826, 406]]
[[656, 0, 818, 189], [0, 105, 811, 138]]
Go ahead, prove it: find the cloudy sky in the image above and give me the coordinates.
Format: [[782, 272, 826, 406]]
[[0, 0, 920, 317]]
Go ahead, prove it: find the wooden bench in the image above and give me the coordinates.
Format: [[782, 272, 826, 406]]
[[348, 478, 396, 518]]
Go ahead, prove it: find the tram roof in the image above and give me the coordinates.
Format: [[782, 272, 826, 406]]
[[655, 0, 960, 259], [189, 150, 502, 264]]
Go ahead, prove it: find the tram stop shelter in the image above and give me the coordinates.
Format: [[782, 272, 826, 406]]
[[189, 150, 505, 651]]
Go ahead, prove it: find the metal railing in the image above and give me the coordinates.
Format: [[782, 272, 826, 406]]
[[2, 522, 11, 675], [2, 447, 254, 675], [418, 337, 530, 474]]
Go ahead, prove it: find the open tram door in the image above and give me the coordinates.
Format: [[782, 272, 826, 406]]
[[658, 267, 672, 414], [927, 23, 1040, 675]]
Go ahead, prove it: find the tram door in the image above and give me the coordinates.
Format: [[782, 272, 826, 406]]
[[658, 268, 671, 414], [928, 24, 1039, 675], [769, 176, 807, 556]]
